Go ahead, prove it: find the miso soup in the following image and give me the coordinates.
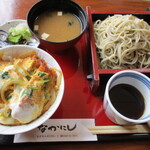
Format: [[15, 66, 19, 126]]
[[34, 10, 82, 42]]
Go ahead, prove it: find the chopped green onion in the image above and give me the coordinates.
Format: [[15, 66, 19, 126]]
[[37, 79, 49, 84], [27, 86, 40, 90], [21, 88, 33, 97], [7, 112, 11, 117], [21, 88, 28, 97], [25, 75, 31, 81], [38, 72, 46, 77], [2, 71, 10, 79], [6, 94, 12, 100], [29, 89, 33, 97]]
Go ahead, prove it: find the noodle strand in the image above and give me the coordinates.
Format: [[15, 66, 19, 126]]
[[94, 15, 150, 69]]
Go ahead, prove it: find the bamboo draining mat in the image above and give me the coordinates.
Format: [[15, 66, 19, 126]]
[[87, 124, 150, 134]]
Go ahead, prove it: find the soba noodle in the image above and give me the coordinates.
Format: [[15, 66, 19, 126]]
[[94, 15, 150, 69]]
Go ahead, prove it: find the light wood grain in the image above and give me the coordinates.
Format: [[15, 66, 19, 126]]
[[88, 124, 150, 134]]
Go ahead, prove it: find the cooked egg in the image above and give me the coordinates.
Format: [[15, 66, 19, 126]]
[[0, 52, 60, 125], [10, 100, 43, 123]]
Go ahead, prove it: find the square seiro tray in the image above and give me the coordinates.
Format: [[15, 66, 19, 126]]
[[86, 6, 150, 94]]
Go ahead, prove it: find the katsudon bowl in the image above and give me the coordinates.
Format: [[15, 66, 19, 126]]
[[27, 0, 88, 53], [0, 45, 64, 135]]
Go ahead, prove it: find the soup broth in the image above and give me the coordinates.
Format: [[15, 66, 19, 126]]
[[34, 10, 82, 42]]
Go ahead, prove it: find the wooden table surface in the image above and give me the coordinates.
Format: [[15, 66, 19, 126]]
[[1, 0, 150, 149]]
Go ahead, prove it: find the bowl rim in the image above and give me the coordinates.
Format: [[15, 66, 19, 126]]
[[0, 45, 64, 135], [0, 19, 26, 26]]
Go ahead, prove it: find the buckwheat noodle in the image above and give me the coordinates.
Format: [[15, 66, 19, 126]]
[[94, 15, 150, 69]]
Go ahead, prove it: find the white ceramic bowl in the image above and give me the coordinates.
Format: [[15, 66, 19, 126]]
[[0, 19, 40, 48], [0, 45, 64, 135]]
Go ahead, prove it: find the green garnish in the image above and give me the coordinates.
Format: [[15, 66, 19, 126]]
[[2, 71, 10, 79], [21, 88, 28, 97], [38, 72, 46, 77], [68, 21, 74, 26], [27, 86, 40, 90], [7, 34, 22, 43], [37, 79, 49, 84], [21, 88, 33, 97], [29, 89, 33, 97], [6, 94, 12, 100], [6, 23, 31, 44], [7, 111, 11, 118], [25, 75, 31, 81]]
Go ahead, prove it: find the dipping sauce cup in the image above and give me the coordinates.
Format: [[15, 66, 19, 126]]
[[103, 70, 150, 125]]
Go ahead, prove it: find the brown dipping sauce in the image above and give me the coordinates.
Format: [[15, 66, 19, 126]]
[[109, 84, 145, 119]]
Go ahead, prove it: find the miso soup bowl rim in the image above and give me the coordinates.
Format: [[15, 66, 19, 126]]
[[26, 0, 88, 44], [105, 70, 150, 124]]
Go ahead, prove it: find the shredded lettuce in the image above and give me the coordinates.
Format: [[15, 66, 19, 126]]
[[6, 23, 32, 44]]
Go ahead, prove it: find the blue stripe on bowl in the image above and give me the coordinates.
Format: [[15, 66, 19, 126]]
[[111, 73, 150, 89]]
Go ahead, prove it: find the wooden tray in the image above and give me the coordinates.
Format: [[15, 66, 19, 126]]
[[0, 11, 150, 143]]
